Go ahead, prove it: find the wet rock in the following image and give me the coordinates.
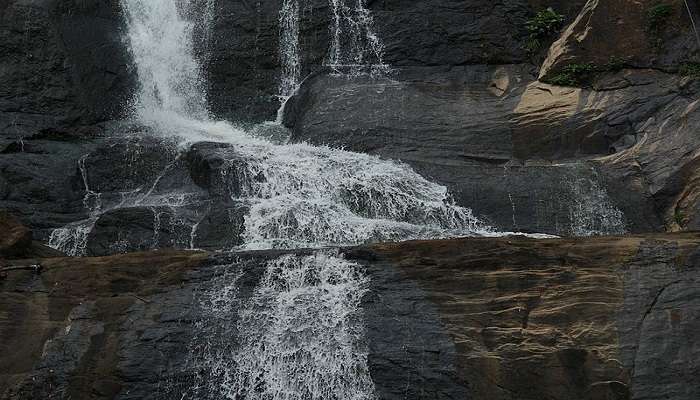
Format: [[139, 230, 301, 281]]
[[0, 134, 97, 240], [2, 233, 700, 399], [192, 202, 249, 250], [0, 0, 133, 139], [186, 142, 249, 200], [0, 210, 32, 258], [283, 68, 640, 234]]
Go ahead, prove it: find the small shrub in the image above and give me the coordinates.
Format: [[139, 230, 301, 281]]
[[647, 3, 674, 32], [674, 208, 685, 226], [525, 8, 565, 54], [679, 62, 700, 77], [544, 63, 597, 87], [605, 56, 626, 72]]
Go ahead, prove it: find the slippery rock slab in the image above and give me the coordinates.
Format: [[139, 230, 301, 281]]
[[2, 234, 700, 399], [284, 67, 700, 234], [284, 68, 636, 234]]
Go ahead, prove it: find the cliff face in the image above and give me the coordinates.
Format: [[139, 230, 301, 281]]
[[1, 3, 700, 398], [2, 0, 699, 237], [2, 231, 699, 400]]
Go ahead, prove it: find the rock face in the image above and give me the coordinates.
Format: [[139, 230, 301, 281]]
[[540, 0, 700, 80], [283, 66, 694, 234], [2, 0, 699, 239], [2, 233, 699, 399], [0, 210, 31, 258], [0, 0, 132, 141]]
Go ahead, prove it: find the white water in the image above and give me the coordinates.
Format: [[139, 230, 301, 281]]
[[327, 0, 388, 74], [121, 0, 210, 129], [279, 0, 302, 98], [277, 0, 390, 102], [49, 1, 626, 397], [226, 252, 375, 400]]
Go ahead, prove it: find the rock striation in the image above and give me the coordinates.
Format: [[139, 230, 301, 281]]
[[2, 232, 699, 399]]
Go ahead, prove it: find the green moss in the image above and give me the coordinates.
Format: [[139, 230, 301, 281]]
[[525, 8, 565, 54], [543, 63, 597, 87], [679, 62, 700, 77]]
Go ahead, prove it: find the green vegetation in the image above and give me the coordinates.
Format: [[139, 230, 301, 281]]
[[679, 62, 700, 77], [647, 3, 674, 32], [604, 56, 626, 72], [647, 3, 674, 49], [525, 8, 565, 54], [674, 208, 685, 226], [544, 63, 596, 86]]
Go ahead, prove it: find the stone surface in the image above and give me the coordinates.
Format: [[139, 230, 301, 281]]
[[2, 233, 700, 399], [284, 67, 699, 234], [0, 0, 132, 140], [0, 210, 32, 258], [540, 0, 700, 81]]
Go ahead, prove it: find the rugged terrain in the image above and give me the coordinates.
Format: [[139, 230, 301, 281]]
[[1, 0, 700, 399], [1, 0, 699, 237], [2, 217, 699, 400]]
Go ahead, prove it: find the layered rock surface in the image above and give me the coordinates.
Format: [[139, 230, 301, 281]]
[[2, 232, 699, 399]]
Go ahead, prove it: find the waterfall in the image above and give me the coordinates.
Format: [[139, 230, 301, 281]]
[[226, 252, 376, 400], [277, 0, 389, 104], [279, 0, 302, 98], [326, 0, 388, 74], [47, 1, 629, 397], [121, 0, 211, 129]]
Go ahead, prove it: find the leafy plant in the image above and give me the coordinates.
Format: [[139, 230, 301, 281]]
[[605, 56, 626, 72], [543, 63, 597, 86], [674, 208, 685, 226], [525, 8, 565, 54], [679, 62, 700, 77], [648, 3, 674, 32]]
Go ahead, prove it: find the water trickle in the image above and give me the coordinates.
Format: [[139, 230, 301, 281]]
[[326, 0, 389, 75], [567, 174, 627, 236], [279, 0, 302, 98]]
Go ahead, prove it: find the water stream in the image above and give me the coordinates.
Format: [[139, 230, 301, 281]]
[[47, 1, 626, 397]]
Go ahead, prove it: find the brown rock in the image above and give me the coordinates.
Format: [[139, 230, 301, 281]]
[[540, 0, 699, 81], [0, 210, 32, 258], [2, 235, 699, 399]]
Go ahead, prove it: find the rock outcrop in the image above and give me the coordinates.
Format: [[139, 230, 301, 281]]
[[540, 0, 700, 80], [2, 233, 699, 399]]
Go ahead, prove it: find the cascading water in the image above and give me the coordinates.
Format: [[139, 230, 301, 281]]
[[121, 0, 214, 132], [326, 0, 388, 74], [279, 0, 302, 98], [277, 0, 389, 104], [227, 252, 375, 400], [47, 0, 626, 397]]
